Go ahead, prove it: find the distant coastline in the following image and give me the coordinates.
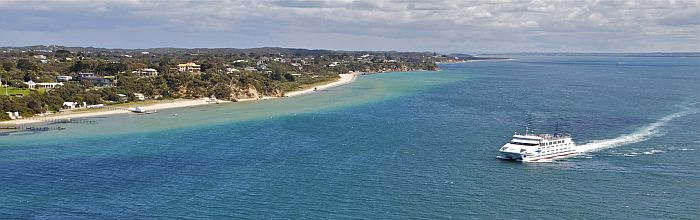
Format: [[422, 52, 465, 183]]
[[436, 58, 515, 64], [1, 45, 446, 124], [478, 52, 700, 57], [0, 73, 359, 126]]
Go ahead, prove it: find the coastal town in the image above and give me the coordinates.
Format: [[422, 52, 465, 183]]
[[0, 45, 470, 122]]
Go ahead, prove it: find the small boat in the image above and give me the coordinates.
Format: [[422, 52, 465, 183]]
[[128, 107, 157, 114]]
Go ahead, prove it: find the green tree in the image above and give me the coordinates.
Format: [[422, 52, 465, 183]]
[[16, 59, 38, 71], [1, 61, 14, 71], [283, 73, 295, 82]]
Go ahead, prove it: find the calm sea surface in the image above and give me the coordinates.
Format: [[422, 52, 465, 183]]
[[1, 56, 698, 219]]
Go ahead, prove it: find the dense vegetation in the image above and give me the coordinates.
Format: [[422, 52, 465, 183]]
[[0, 45, 453, 120]]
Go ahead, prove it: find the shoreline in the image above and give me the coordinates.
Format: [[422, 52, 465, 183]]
[[1, 73, 359, 126], [284, 73, 357, 97]]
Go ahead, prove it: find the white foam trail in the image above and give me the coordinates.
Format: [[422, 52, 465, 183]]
[[577, 105, 697, 153]]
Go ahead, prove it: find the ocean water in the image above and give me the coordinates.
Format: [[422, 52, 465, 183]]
[[1, 56, 698, 219]]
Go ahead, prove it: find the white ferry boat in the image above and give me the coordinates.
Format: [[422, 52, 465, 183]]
[[497, 132, 578, 162]]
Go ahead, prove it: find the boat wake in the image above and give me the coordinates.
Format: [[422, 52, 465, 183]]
[[577, 104, 698, 153]]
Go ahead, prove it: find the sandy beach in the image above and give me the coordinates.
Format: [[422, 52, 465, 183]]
[[284, 73, 358, 97], [0, 73, 358, 126]]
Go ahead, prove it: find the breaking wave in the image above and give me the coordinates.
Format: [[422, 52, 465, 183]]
[[577, 104, 697, 153]]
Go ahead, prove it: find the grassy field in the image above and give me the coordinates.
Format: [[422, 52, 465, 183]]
[[0, 86, 31, 96]]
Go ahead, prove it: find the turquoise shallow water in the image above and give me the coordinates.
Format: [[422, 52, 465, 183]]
[[1, 56, 699, 218]]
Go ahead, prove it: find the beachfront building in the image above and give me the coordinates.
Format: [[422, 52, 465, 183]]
[[62, 102, 78, 109], [117, 94, 128, 101], [132, 68, 159, 77], [177, 62, 201, 73], [24, 80, 64, 90], [133, 93, 146, 101], [6, 111, 21, 120]]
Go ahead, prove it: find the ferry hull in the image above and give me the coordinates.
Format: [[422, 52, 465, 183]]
[[497, 151, 580, 162], [523, 152, 579, 162], [496, 152, 523, 161]]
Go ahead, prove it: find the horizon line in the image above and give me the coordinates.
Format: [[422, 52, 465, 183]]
[[1, 44, 699, 55]]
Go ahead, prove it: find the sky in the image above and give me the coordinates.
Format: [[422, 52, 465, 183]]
[[0, 0, 698, 53]]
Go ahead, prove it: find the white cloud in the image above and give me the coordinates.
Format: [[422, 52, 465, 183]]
[[0, 0, 697, 52]]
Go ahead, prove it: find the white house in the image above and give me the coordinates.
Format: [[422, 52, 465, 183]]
[[177, 62, 201, 73], [23, 81, 36, 89], [117, 94, 128, 101], [62, 102, 78, 109], [133, 93, 146, 101], [133, 68, 159, 77], [6, 112, 21, 120], [24, 81, 63, 89]]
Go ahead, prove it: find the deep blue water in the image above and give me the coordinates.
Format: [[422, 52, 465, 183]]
[[1, 56, 698, 219]]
